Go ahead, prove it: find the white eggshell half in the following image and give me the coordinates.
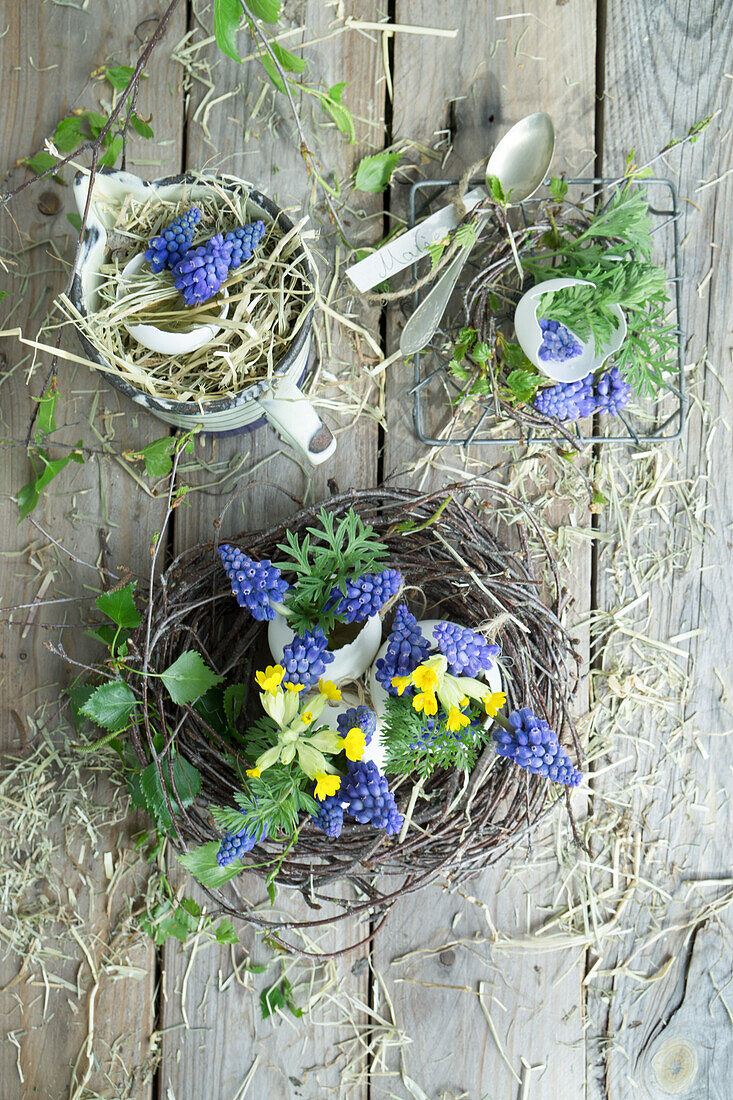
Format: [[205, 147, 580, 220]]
[[514, 276, 627, 383], [268, 612, 383, 686], [116, 251, 229, 355]]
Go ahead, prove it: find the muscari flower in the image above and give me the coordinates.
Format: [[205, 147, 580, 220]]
[[218, 545, 289, 621], [493, 707, 582, 787], [375, 604, 430, 694], [224, 220, 266, 269], [217, 821, 267, 866], [432, 622, 501, 678], [312, 793, 344, 837], [173, 232, 231, 306], [534, 374, 596, 421], [329, 568, 403, 624], [144, 207, 202, 273], [340, 759, 403, 834], [594, 366, 631, 416], [280, 625, 334, 688], [336, 705, 376, 747], [538, 318, 583, 363]]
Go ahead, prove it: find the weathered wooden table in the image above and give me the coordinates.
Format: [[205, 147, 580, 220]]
[[1, 2, 731, 1097]]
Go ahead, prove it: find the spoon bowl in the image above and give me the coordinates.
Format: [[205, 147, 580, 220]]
[[485, 111, 555, 204]]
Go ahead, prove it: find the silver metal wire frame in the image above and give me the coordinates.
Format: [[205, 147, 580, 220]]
[[408, 177, 685, 448]]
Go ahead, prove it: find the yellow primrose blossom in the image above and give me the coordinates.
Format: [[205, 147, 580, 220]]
[[255, 665, 285, 694], [342, 726, 366, 761], [284, 681, 305, 693], [412, 664, 438, 693], [446, 706, 471, 733], [318, 678, 342, 701], [246, 767, 261, 779], [391, 674, 412, 696], [484, 691, 507, 717], [314, 772, 341, 801], [414, 690, 438, 716], [300, 709, 315, 725]]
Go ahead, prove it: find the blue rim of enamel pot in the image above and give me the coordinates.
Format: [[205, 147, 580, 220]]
[[68, 169, 316, 417]]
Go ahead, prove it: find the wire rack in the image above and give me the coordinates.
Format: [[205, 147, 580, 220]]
[[408, 177, 684, 448]]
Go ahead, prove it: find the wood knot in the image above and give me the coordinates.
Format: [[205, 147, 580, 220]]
[[37, 191, 61, 216], [439, 949, 456, 967], [651, 1038, 698, 1094]]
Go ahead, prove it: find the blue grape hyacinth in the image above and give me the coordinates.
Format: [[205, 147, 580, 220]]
[[336, 705, 377, 747], [330, 569, 403, 625], [173, 232, 231, 306], [375, 604, 430, 694], [224, 220, 266, 269], [144, 207, 202, 273], [311, 794, 344, 838], [281, 625, 334, 688], [494, 707, 581, 787], [538, 318, 583, 363], [341, 759, 403, 834], [594, 367, 631, 416], [432, 622, 501, 678], [533, 374, 596, 421], [217, 822, 267, 866], [218, 545, 289, 621]]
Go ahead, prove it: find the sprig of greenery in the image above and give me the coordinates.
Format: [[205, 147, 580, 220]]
[[17, 385, 84, 519], [276, 507, 389, 634], [381, 695, 492, 780], [210, 764, 319, 839], [526, 184, 676, 395]]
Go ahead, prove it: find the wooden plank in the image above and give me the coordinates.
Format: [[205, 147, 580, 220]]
[[372, 3, 595, 1096], [591, 2, 733, 1096], [158, 3, 385, 1095], [0, 1, 185, 1096]]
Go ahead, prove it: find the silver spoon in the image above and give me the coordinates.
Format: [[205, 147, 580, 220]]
[[399, 112, 555, 357]]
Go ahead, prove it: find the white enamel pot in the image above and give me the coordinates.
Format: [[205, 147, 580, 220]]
[[368, 618, 504, 723], [70, 168, 336, 466], [268, 612, 383, 686], [514, 276, 627, 383]]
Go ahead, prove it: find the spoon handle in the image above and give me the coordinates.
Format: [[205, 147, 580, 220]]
[[400, 211, 491, 357]]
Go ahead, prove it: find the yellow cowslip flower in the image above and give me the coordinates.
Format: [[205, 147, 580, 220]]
[[301, 710, 315, 726], [342, 726, 366, 762], [391, 674, 412, 696], [484, 691, 507, 717], [414, 690, 438, 716], [412, 665, 438, 693], [284, 681, 305, 693], [314, 772, 341, 801], [246, 767, 261, 779], [446, 706, 471, 733], [318, 678, 342, 702], [255, 665, 285, 694]]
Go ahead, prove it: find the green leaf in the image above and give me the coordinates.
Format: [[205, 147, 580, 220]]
[[354, 151, 401, 192], [260, 975, 302, 1020], [486, 174, 507, 204], [17, 443, 84, 520], [260, 52, 287, 94], [315, 89, 355, 143], [328, 81, 347, 103], [67, 212, 83, 232], [35, 387, 59, 437], [270, 41, 306, 74], [214, 0, 243, 63], [223, 683, 246, 730], [160, 651, 223, 705], [140, 761, 174, 831], [83, 111, 108, 138], [549, 175, 569, 202], [98, 136, 123, 168], [105, 65, 136, 91], [96, 582, 141, 629], [248, 0, 282, 22], [25, 151, 58, 175], [67, 683, 96, 734], [178, 841, 244, 888], [214, 918, 239, 945], [170, 754, 202, 808], [426, 239, 447, 270], [135, 436, 176, 478], [505, 368, 540, 404], [53, 116, 83, 153], [129, 113, 154, 139], [140, 897, 200, 944], [80, 680, 137, 730]]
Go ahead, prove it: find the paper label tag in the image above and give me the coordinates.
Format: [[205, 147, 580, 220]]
[[345, 187, 485, 293]]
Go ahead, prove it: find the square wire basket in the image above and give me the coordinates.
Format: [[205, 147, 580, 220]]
[[408, 177, 684, 447]]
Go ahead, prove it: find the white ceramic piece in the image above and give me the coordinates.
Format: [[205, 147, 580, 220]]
[[71, 168, 336, 466], [267, 612, 383, 686], [116, 251, 229, 355], [368, 618, 503, 722], [514, 276, 627, 383]]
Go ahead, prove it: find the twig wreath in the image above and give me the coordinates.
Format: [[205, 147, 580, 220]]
[[67, 482, 583, 951]]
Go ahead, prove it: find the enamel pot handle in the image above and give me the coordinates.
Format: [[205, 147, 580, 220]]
[[255, 380, 337, 466]]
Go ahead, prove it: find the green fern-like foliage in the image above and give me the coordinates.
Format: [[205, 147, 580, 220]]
[[381, 694, 492, 780]]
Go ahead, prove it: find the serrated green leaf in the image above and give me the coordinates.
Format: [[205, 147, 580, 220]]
[[270, 41, 305, 74], [214, 918, 239, 945], [83, 111, 108, 137], [25, 151, 58, 175], [327, 81, 347, 103], [549, 175, 569, 202], [134, 436, 175, 477], [486, 173, 507, 204], [160, 651, 223, 705], [354, 151, 401, 192], [53, 116, 83, 153], [260, 51, 286, 93], [214, 0, 243, 63], [96, 582, 141, 629], [170, 754, 202, 808], [248, 0, 282, 22], [130, 113, 154, 140], [140, 761, 174, 831], [67, 683, 96, 734], [35, 387, 59, 437], [80, 680, 137, 730], [317, 90, 355, 143], [105, 65, 136, 91], [99, 135, 123, 168], [178, 841, 244, 887], [505, 368, 540, 404], [17, 442, 84, 520]]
